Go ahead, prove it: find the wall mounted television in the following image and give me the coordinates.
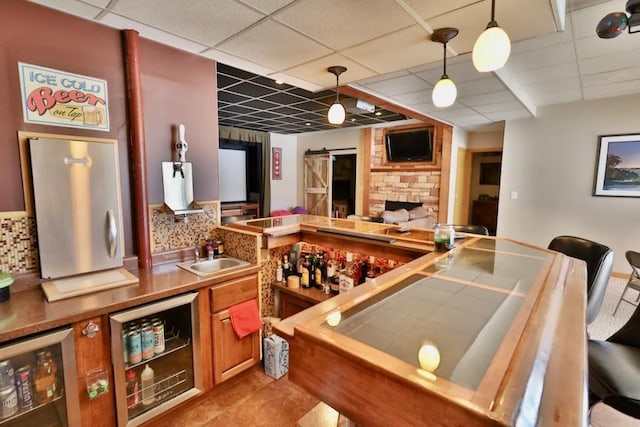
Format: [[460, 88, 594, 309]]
[[385, 127, 434, 163]]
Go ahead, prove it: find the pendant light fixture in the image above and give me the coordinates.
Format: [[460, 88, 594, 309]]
[[472, 0, 511, 72], [327, 66, 347, 125], [431, 27, 458, 108], [596, 0, 640, 38]]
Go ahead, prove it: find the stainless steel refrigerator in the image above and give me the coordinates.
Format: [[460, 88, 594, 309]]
[[29, 137, 124, 279]]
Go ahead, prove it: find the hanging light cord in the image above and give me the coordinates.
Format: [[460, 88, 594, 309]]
[[334, 73, 340, 103], [487, 0, 498, 29], [441, 42, 448, 78]]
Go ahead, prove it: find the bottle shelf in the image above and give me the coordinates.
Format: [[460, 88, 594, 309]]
[[0, 391, 64, 425], [127, 369, 188, 419], [125, 328, 190, 370]]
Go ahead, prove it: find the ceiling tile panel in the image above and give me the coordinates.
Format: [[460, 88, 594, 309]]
[[112, 0, 265, 46], [100, 13, 209, 53], [217, 20, 333, 70], [30, 0, 104, 18], [283, 54, 377, 89], [575, 33, 640, 60], [273, 0, 415, 50], [392, 89, 433, 106], [579, 48, 640, 76], [461, 91, 519, 107], [341, 25, 442, 75], [584, 80, 640, 99], [456, 78, 506, 97], [362, 75, 432, 97], [513, 62, 579, 86], [237, 0, 296, 15]]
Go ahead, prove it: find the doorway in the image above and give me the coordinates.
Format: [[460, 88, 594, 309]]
[[331, 153, 357, 218]]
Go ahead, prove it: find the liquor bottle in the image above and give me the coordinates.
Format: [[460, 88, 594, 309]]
[[34, 351, 56, 404], [276, 259, 283, 282], [315, 251, 325, 289], [309, 249, 317, 288], [300, 255, 310, 288], [282, 255, 290, 280], [359, 254, 368, 284], [339, 252, 355, 293], [366, 256, 376, 282]]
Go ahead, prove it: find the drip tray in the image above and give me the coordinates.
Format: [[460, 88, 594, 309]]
[[42, 268, 139, 302]]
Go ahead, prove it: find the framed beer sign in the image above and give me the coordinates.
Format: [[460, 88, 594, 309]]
[[18, 62, 109, 131]]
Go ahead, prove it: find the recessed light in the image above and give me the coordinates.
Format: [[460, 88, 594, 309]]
[[275, 79, 284, 85], [350, 118, 356, 122], [375, 111, 382, 116], [305, 122, 311, 126]]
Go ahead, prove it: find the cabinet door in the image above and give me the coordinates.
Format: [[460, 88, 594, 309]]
[[280, 292, 314, 319], [211, 306, 260, 384]]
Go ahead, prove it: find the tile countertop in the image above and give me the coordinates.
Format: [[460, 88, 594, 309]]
[[0, 261, 261, 343]]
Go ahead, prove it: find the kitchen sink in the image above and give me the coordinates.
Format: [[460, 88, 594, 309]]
[[177, 256, 250, 276]]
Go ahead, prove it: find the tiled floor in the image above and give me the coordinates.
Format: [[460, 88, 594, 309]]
[[151, 365, 319, 426]]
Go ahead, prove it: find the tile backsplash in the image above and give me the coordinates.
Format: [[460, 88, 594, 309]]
[[0, 215, 38, 275]]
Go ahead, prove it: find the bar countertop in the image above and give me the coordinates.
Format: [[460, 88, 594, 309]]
[[0, 261, 261, 343], [273, 233, 588, 426]]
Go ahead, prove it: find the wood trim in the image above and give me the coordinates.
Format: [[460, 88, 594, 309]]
[[362, 128, 372, 216], [439, 126, 452, 223], [123, 29, 152, 269], [198, 288, 214, 391], [339, 86, 453, 129]]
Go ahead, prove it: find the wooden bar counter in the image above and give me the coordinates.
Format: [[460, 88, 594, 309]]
[[258, 218, 588, 427]]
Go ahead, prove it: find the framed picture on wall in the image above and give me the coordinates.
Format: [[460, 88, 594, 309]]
[[594, 134, 640, 197]]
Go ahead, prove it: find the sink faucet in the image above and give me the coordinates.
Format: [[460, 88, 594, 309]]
[[194, 238, 200, 262]]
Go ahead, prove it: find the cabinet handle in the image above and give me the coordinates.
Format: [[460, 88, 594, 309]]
[[221, 318, 231, 324], [82, 320, 100, 338]]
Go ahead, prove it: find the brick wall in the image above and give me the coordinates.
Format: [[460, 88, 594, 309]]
[[368, 127, 441, 216]]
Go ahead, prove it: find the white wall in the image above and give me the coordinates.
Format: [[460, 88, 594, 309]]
[[448, 126, 468, 222], [269, 133, 298, 213], [499, 94, 640, 273], [296, 128, 364, 213]]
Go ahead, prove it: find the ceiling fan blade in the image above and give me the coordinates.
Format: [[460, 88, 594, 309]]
[[596, 12, 629, 38]]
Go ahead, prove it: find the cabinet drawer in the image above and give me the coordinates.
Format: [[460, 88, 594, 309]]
[[210, 274, 258, 313]]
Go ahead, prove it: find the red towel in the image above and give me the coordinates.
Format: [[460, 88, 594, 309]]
[[228, 299, 263, 339]]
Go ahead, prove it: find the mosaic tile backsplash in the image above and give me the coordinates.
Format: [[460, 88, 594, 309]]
[[0, 216, 38, 275], [150, 202, 220, 253]]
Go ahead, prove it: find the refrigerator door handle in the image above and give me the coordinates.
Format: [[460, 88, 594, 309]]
[[106, 209, 118, 258]]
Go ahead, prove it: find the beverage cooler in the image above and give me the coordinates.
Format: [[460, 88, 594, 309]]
[[110, 292, 203, 427], [0, 328, 80, 427]]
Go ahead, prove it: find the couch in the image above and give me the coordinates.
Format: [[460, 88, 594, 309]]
[[380, 206, 437, 229]]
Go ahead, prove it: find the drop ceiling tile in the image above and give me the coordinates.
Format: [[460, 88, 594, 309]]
[[341, 25, 442, 75], [579, 48, 640, 75], [218, 21, 334, 71], [575, 33, 640, 60], [273, 0, 415, 50], [261, 92, 308, 105], [509, 19, 575, 54], [111, 0, 265, 46], [269, 106, 308, 115], [99, 13, 209, 53], [583, 66, 640, 86], [583, 80, 640, 100], [237, 0, 296, 14], [474, 101, 526, 114], [203, 49, 278, 79], [219, 104, 257, 115], [287, 88, 334, 100], [461, 91, 519, 107], [513, 62, 579, 85], [393, 89, 433, 106], [485, 109, 531, 121], [237, 98, 282, 110], [364, 75, 432, 97], [507, 41, 577, 73], [456, 78, 507, 97], [289, 100, 330, 111], [217, 73, 242, 89], [218, 91, 252, 104], [283, 54, 377, 89], [29, 0, 104, 18], [402, 0, 480, 20]]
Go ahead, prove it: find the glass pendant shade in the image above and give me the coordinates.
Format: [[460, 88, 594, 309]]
[[328, 102, 346, 124], [432, 77, 457, 108], [472, 25, 511, 72]]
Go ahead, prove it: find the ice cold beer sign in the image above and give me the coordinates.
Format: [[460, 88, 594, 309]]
[[18, 62, 109, 131]]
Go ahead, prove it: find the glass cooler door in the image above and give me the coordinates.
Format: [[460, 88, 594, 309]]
[[110, 292, 202, 427], [0, 328, 80, 427]]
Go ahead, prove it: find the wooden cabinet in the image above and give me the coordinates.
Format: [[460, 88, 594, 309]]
[[73, 316, 116, 427], [209, 274, 261, 384], [280, 292, 315, 318], [471, 200, 498, 234]]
